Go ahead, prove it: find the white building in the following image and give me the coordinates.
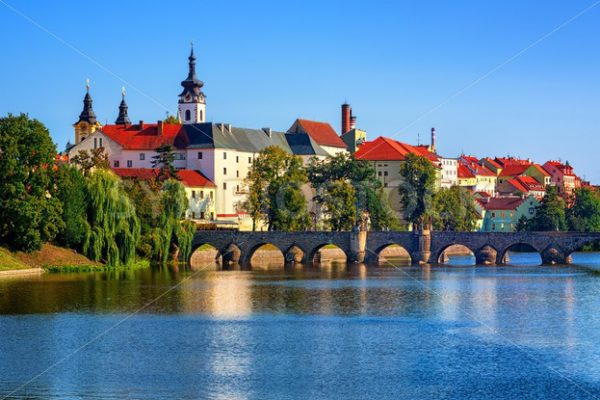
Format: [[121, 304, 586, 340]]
[[440, 157, 458, 188], [68, 46, 340, 230]]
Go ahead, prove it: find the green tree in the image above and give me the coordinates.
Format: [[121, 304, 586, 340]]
[[84, 169, 140, 266], [306, 153, 399, 231], [0, 113, 63, 251], [53, 164, 91, 250], [243, 146, 310, 231], [568, 187, 600, 232], [152, 144, 178, 183], [70, 147, 109, 175], [320, 180, 356, 231], [164, 114, 179, 124], [432, 186, 479, 231], [398, 153, 437, 229], [528, 186, 567, 231]]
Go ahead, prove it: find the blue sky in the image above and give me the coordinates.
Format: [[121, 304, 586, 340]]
[[1, 0, 599, 181]]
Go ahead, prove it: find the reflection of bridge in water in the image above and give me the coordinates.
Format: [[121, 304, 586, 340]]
[[190, 230, 600, 267]]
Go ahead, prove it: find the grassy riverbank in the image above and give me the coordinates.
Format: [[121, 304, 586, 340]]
[[1, 244, 101, 272]]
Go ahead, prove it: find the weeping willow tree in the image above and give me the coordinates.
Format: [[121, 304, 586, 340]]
[[146, 179, 195, 263], [83, 170, 140, 266]]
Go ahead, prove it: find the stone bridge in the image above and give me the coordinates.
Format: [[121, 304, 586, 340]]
[[190, 230, 600, 266]]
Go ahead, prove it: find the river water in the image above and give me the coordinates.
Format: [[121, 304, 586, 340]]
[[1, 253, 600, 399]]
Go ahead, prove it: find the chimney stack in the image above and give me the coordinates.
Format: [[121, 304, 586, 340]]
[[341, 103, 351, 134], [431, 127, 436, 153], [139, 120, 144, 130], [157, 120, 164, 135], [350, 115, 357, 130]]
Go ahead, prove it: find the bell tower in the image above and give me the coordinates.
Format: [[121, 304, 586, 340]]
[[73, 79, 102, 143], [178, 43, 206, 124]]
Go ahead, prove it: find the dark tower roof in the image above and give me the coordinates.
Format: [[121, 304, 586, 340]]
[[115, 87, 132, 125], [77, 80, 98, 124], [179, 43, 205, 99]]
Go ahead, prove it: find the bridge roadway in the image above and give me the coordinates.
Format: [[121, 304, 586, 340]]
[[190, 230, 600, 266]]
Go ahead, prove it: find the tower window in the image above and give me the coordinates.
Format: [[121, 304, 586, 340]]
[[200, 110, 203, 121], [185, 110, 191, 121]]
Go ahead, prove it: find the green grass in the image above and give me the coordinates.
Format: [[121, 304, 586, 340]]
[[0, 247, 31, 271], [45, 259, 150, 273]]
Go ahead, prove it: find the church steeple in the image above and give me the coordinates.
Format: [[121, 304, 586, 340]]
[[73, 79, 102, 143], [77, 79, 98, 124], [115, 86, 131, 125], [178, 42, 206, 124]]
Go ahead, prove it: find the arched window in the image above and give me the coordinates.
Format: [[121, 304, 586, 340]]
[[200, 110, 203, 121], [185, 109, 191, 121]]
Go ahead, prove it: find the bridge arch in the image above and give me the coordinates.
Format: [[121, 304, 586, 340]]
[[309, 243, 348, 266], [499, 242, 542, 266], [189, 243, 222, 269], [436, 244, 476, 265], [285, 245, 306, 264], [374, 243, 412, 266], [474, 244, 498, 265], [247, 243, 285, 269]]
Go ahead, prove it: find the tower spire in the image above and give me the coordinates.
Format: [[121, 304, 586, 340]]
[[77, 78, 97, 124], [115, 86, 131, 125], [178, 43, 206, 124]]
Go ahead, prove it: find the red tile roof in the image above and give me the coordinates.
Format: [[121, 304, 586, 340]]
[[515, 175, 545, 191], [482, 197, 526, 211], [177, 169, 216, 187], [498, 164, 530, 177], [100, 123, 187, 150], [482, 157, 502, 170], [471, 164, 495, 177], [112, 168, 215, 187], [460, 155, 479, 164], [530, 163, 550, 177], [457, 164, 475, 179], [296, 119, 346, 148], [354, 136, 440, 163], [495, 157, 531, 168]]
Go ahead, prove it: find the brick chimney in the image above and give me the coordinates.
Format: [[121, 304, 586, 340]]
[[341, 103, 351, 134], [157, 120, 164, 135], [350, 115, 357, 130], [431, 127, 436, 153]]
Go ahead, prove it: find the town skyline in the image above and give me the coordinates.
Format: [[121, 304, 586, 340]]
[[1, 1, 599, 181]]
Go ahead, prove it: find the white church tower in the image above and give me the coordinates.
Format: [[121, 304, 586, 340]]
[[178, 44, 206, 124]]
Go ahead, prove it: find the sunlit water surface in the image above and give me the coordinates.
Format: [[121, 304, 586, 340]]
[[1, 252, 600, 399]]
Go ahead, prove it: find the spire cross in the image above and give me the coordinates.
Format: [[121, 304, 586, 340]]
[[121, 86, 126, 98], [85, 78, 90, 92]]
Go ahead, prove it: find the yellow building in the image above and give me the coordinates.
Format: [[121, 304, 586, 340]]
[[73, 80, 102, 144]]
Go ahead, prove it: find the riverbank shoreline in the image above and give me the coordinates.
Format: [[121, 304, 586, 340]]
[[0, 267, 44, 277], [0, 244, 102, 273]]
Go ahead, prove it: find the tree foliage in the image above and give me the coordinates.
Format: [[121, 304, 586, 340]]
[[243, 146, 310, 231], [164, 115, 179, 124], [398, 153, 437, 229], [53, 164, 91, 250], [568, 187, 600, 232], [152, 144, 178, 182], [83, 169, 140, 266], [70, 147, 110, 175], [306, 153, 399, 231], [0, 113, 63, 251], [431, 186, 479, 231]]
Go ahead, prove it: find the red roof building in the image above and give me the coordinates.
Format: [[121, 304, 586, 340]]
[[113, 168, 215, 187], [100, 122, 186, 150], [354, 136, 440, 163], [287, 119, 347, 150], [497, 175, 545, 199]]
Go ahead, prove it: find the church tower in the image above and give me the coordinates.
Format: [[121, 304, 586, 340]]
[[178, 43, 206, 124], [73, 79, 102, 143]]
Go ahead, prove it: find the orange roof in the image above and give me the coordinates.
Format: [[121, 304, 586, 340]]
[[113, 168, 215, 187], [458, 164, 475, 179], [471, 164, 495, 177], [296, 119, 346, 148], [495, 157, 531, 168], [100, 123, 187, 150], [530, 163, 550, 177], [460, 155, 479, 164], [482, 157, 502, 169], [498, 164, 530, 177], [354, 136, 440, 164]]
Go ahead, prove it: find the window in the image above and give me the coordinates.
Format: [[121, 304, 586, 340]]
[[113, 160, 120, 168], [223, 168, 227, 175], [223, 182, 227, 190], [236, 184, 240, 192], [200, 212, 205, 220], [384, 183, 388, 187], [191, 212, 196, 219], [384, 171, 388, 176], [127, 160, 132, 168], [236, 156, 239, 163], [378, 171, 382, 176], [223, 152, 227, 160], [185, 110, 191, 121], [199, 110, 203, 121], [93, 138, 97, 149], [200, 190, 204, 199], [236, 170, 239, 178], [210, 212, 214, 220], [491, 212, 496, 218], [139, 153, 145, 161], [99, 138, 103, 148], [174, 153, 186, 160], [248, 157, 252, 163], [197, 152, 203, 159], [191, 190, 196, 199], [210, 191, 214, 199]]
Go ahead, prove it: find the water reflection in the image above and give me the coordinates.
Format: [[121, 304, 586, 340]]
[[1, 254, 600, 399]]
